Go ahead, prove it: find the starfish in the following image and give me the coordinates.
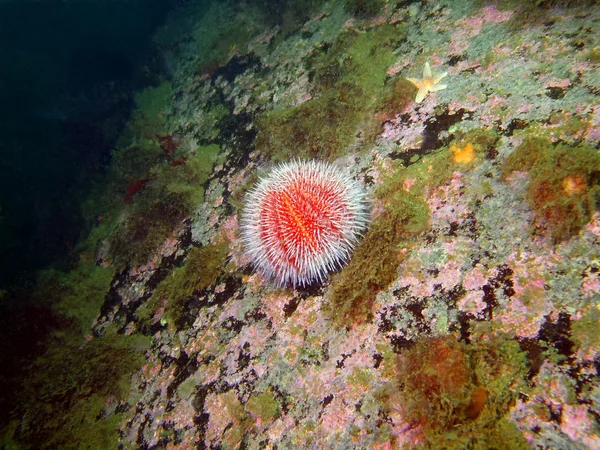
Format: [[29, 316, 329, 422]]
[[406, 62, 448, 103]]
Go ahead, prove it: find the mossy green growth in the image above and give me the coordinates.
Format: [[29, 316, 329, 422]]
[[43, 262, 115, 338], [453, 128, 498, 157], [502, 135, 547, 175], [12, 332, 150, 450], [255, 91, 361, 160], [177, 378, 198, 400], [256, 25, 404, 160], [84, 142, 220, 271], [127, 81, 172, 139], [446, 127, 499, 168], [324, 164, 430, 325], [264, 0, 323, 38], [584, 48, 600, 64], [195, 27, 255, 74], [192, 3, 261, 77], [503, 134, 600, 241], [383, 334, 529, 449], [375, 341, 397, 380], [359, 77, 418, 145], [216, 390, 253, 450], [0, 258, 118, 442], [245, 389, 281, 422], [139, 242, 229, 330], [376, 77, 417, 117], [348, 367, 372, 389], [490, 0, 598, 31], [109, 144, 220, 268], [404, 128, 497, 190], [111, 139, 165, 181], [133, 143, 221, 208], [571, 307, 600, 363], [345, 0, 388, 19], [197, 101, 229, 142], [143, 143, 221, 206], [311, 24, 402, 95], [110, 191, 192, 268], [0, 250, 123, 446]]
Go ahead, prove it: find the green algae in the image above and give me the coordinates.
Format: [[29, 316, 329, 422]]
[[0, 261, 117, 441], [111, 139, 165, 181], [218, 391, 254, 450], [79, 139, 220, 273], [254, 0, 325, 39], [109, 191, 191, 268], [138, 242, 229, 330], [503, 133, 600, 242], [45, 263, 115, 337], [136, 143, 221, 208], [256, 24, 405, 160], [177, 377, 198, 400], [245, 389, 281, 422], [324, 165, 430, 326], [376, 77, 417, 118], [1, 258, 150, 449], [502, 135, 547, 175], [194, 26, 255, 75], [571, 307, 600, 363], [452, 128, 499, 158], [109, 144, 220, 268], [190, 1, 267, 76], [199, 101, 230, 141], [149, 143, 221, 205], [325, 192, 429, 324], [126, 80, 172, 139], [13, 332, 150, 450], [348, 367, 373, 390], [1, 132, 225, 449], [584, 48, 600, 64], [375, 341, 398, 380], [345, 0, 388, 19], [489, 0, 598, 32]]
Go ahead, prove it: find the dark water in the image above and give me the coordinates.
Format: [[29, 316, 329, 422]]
[[0, 0, 173, 287]]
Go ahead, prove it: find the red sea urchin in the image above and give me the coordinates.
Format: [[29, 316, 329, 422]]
[[241, 160, 369, 287]]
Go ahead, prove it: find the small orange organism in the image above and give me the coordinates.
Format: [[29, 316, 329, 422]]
[[451, 142, 475, 164], [562, 175, 587, 196], [465, 386, 488, 419]]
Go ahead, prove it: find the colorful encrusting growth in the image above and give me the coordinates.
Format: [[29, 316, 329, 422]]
[[3, 0, 600, 449]]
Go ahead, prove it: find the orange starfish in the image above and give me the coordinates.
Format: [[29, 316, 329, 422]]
[[407, 62, 448, 103]]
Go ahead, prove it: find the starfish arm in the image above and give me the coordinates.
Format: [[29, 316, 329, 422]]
[[415, 86, 429, 103], [406, 77, 421, 88], [433, 72, 448, 83], [423, 62, 432, 79], [430, 83, 447, 92]]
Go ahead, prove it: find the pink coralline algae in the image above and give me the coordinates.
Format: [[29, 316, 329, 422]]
[[427, 172, 470, 227], [457, 267, 489, 319], [495, 256, 553, 339], [380, 97, 437, 147]]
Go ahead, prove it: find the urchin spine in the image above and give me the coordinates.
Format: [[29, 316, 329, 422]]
[[241, 160, 369, 287]]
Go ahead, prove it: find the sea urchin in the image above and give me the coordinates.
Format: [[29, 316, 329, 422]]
[[241, 160, 369, 287]]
